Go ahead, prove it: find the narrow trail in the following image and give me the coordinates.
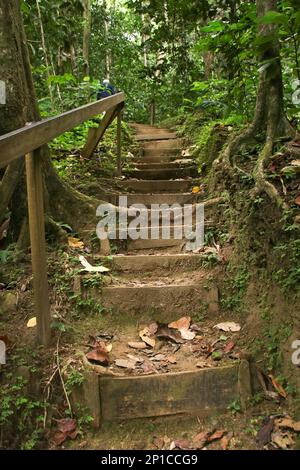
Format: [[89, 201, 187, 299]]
[[99, 123, 219, 318], [73, 124, 255, 447]]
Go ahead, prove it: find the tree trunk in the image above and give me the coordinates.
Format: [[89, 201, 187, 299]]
[[35, 0, 54, 108], [215, 0, 294, 207], [103, 0, 111, 78], [0, 0, 97, 239], [83, 0, 91, 77]]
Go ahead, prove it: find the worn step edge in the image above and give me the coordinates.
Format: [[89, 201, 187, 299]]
[[117, 179, 201, 194], [70, 360, 252, 427], [125, 168, 198, 180], [96, 253, 207, 272], [98, 283, 219, 316]]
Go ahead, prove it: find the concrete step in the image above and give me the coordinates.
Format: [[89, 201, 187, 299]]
[[137, 154, 182, 164], [142, 139, 183, 149], [136, 133, 177, 141], [125, 167, 198, 180], [97, 253, 206, 272], [98, 283, 219, 317], [126, 193, 198, 206], [143, 147, 181, 157], [117, 179, 201, 194], [134, 160, 194, 170]]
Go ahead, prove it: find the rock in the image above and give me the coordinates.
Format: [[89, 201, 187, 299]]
[[0, 292, 18, 317]]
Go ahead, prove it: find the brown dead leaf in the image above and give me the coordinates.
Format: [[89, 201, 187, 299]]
[[156, 325, 184, 344], [139, 328, 156, 348], [167, 355, 177, 364], [169, 316, 191, 331], [295, 196, 300, 206], [153, 436, 164, 449], [170, 439, 191, 450], [256, 417, 275, 447], [54, 418, 79, 446], [271, 431, 295, 449], [86, 345, 110, 366], [214, 322, 241, 332], [192, 431, 210, 449], [269, 374, 287, 398], [53, 431, 67, 446], [224, 341, 235, 354], [148, 322, 158, 335], [151, 354, 166, 361], [68, 237, 84, 249], [128, 341, 147, 350], [115, 358, 137, 369], [208, 429, 226, 442], [275, 417, 300, 432], [220, 432, 233, 450]]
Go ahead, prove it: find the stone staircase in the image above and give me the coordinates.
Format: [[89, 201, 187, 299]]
[[74, 124, 252, 428]]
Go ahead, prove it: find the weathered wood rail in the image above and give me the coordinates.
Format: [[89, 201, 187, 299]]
[[0, 92, 125, 346]]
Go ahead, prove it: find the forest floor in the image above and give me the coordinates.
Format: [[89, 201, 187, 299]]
[[0, 120, 300, 451]]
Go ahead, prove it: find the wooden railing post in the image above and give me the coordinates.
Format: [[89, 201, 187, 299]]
[[25, 149, 51, 346], [117, 109, 122, 176]]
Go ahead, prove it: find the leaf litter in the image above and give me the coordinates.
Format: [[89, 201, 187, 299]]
[[84, 316, 245, 376]]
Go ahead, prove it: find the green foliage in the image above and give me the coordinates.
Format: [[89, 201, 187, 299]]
[[228, 398, 242, 414], [0, 375, 44, 449], [221, 265, 250, 312], [263, 323, 293, 371], [273, 239, 300, 293]]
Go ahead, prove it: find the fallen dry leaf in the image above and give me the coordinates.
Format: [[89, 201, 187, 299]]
[[269, 374, 287, 399], [179, 328, 196, 341], [192, 431, 210, 449], [156, 325, 184, 344], [128, 341, 147, 350], [220, 432, 233, 450], [139, 328, 156, 348], [224, 341, 235, 354], [208, 429, 226, 442], [151, 354, 166, 361], [295, 196, 300, 206], [169, 316, 191, 330], [192, 186, 201, 194], [256, 417, 275, 447], [27, 317, 37, 328], [68, 237, 84, 249], [275, 417, 300, 432], [148, 322, 158, 335], [79, 255, 110, 273], [170, 439, 191, 450], [214, 322, 241, 332], [167, 355, 177, 364], [115, 358, 137, 369], [271, 431, 295, 450], [54, 418, 79, 446], [86, 344, 110, 366]]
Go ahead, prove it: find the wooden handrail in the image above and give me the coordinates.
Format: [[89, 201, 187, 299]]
[[0, 92, 125, 347], [0, 92, 125, 168]]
